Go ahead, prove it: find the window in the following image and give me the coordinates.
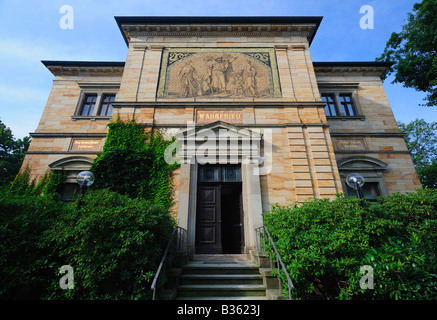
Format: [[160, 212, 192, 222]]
[[73, 82, 120, 120], [80, 94, 98, 116], [337, 156, 389, 201], [345, 182, 381, 201], [321, 92, 358, 117], [322, 94, 338, 116], [339, 94, 355, 116], [198, 165, 241, 182], [318, 83, 363, 119], [99, 94, 115, 116]]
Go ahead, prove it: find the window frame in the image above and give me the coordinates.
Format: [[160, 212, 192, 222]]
[[98, 94, 116, 116], [198, 164, 242, 183], [338, 93, 356, 116], [80, 94, 98, 116], [318, 82, 364, 120], [321, 93, 339, 116], [72, 82, 120, 121]]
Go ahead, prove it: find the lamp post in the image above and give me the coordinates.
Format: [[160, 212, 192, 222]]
[[76, 171, 95, 209], [346, 173, 365, 200]]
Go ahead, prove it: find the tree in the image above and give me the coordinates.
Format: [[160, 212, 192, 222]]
[[398, 119, 437, 188], [376, 0, 437, 107], [0, 119, 31, 185]]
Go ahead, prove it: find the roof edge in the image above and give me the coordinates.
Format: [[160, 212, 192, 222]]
[[42, 60, 125, 68], [115, 16, 323, 46], [313, 61, 394, 68]]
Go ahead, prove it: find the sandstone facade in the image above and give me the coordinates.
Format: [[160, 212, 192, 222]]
[[22, 17, 420, 253]]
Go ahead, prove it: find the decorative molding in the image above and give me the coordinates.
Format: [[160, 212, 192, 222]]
[[317, 82, 360, 89], [26, 151, 101, 155], [71, 116, 113, 121], [77, 82, 121, 89], [30, 132, 107, 138], [327, 115, 366, 121], [334, 150, 410, 154], [112, 101, 327, 108], [330, 132, 406, 137], [337, 156, 388, 171]]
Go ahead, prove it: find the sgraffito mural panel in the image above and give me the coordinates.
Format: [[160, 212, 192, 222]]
[[157, 48, 282, 99]]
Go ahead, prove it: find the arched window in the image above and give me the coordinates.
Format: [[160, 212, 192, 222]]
[[48, 156, 94, 201], [337, 156, 389, 201]]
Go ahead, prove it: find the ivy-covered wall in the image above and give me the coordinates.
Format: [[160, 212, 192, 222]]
[[91, 119, 180, 210]]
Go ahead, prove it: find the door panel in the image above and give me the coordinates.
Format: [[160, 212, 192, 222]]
[[221, 184, 244, 253], [196, 186, 222, 253]]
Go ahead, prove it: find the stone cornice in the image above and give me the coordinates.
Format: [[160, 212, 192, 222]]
[[112, 101, 327, 108], [115, 16, 322, 46], [42, 61, 125, 76], [313, 61, 394, 75]]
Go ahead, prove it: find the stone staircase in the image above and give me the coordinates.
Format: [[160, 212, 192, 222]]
[[173, 252, 286, 300]]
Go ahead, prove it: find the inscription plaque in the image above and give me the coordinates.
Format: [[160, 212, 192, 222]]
[[70, 139, 102, 151], [196, 110, 243, 124], [334, 138, 367, 151]]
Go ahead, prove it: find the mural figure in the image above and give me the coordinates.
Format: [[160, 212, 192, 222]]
[[206, 55, 237, 95], [243, 61, 258, 97], [178, 61, 199, 97]]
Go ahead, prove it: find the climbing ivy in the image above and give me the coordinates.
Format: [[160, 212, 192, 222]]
[[91, 119, 179, 209]]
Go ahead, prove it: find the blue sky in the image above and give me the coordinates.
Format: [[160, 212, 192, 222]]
[[0, 0, 435, 139]]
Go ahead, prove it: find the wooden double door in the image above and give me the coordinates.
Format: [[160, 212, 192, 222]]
[[195, 165, 244, 254]]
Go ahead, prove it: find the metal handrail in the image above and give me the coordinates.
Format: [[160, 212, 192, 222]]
[[151, 226, 186, 300], [255, 226, 294, 300]]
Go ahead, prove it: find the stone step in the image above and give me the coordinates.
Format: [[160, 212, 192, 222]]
[[179, 273, 263, 285], [182, 262, 261, 275], [176, 284, 267, 297], [190, 254, 251, 262]]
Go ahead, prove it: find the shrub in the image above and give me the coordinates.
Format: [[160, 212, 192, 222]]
[[0, 189, 175, 300], [0, 192, 64, 299], [263, 189, 437, 300], [43, 189, 175, 300]]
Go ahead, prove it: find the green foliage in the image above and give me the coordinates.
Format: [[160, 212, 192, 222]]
[[0, 118, 31, 185], [398, 119, 437, 167], [91, 119, 179, 208], [1, 119, 178, 299], [416, 159, 437, 189], [8, 166, 66, 199], [0, 192, 64, 299], [0, 189, 175, 299], [43, 189, 175, 300], [398, 119, 437, 188], [377, 0, 437, 107], [263, 189, 437, 300]]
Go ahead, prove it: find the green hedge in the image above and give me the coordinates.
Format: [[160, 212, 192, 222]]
[[263, 189, 437, 300], [0, 189, 174, 299]]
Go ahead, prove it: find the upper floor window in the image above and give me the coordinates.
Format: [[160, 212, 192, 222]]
[[319, 86, 362, 119], [322, 92, 357, 117], [99, 94, 115, 116], [339, 94, 355, 116], [73, 83, 120, 120], [322, 94, 338, 116], [80, 94, 98, 116]]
